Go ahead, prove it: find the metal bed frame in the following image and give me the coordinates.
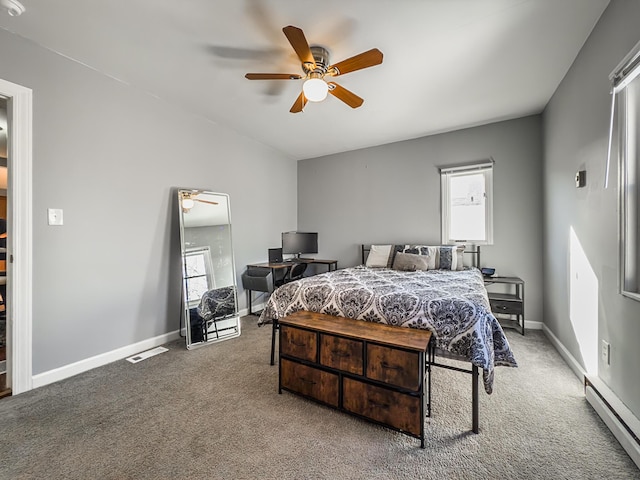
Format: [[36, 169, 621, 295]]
[[267, 243, 484, 434]]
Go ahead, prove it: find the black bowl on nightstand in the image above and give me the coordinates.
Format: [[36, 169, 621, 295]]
[[481, 267, 495, 277]]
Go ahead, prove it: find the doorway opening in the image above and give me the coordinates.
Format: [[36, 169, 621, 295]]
[[0, 77, 33, 396], [0, 98, 6, 397]]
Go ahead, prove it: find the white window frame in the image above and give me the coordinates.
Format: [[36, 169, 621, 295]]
[[610, 40, 640, 301], [184, 247, 215, 307], [440, 161, 494, 245]]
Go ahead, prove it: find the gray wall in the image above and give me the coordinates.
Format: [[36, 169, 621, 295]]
[[543, 0, 640, 417], [298, 115, 543, 323], [0, 29, 297, 375]]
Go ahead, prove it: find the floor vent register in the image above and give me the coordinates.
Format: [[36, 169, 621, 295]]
[[126, 346, 168, 364]]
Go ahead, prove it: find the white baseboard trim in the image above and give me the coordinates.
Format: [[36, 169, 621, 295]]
[[542, 323, 640, 470], [32, 330, 181, 389], [524, 319, 543, 330], [586, 377, 640, 469], [541, 323, 586, 380], [31, 303, 270, 390]]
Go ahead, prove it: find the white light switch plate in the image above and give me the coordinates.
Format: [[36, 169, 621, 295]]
[[48, 208, 63, 226]]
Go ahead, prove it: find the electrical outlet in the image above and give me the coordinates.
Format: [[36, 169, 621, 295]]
[[601, 340, 610, 365]]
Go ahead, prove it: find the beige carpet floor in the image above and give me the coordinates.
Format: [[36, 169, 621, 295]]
[[0, 316, 637, 479]]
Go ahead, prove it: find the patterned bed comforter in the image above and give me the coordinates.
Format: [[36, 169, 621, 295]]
[[258, 266, 517, 393]]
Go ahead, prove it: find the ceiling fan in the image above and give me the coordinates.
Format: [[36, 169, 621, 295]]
[[245, 25, 383, 113], [180, 190, 218, 212]]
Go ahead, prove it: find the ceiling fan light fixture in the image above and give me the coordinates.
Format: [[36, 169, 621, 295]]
[[1, 0, 25, 16], [303, 77, 328, 102], [245, 26, 383, 112]]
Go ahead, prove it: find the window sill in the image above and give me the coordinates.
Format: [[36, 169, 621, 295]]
[[621, 291, 640, 302]]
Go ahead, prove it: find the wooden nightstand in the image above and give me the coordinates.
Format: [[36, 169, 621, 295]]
[[484, 276, 525, 335]]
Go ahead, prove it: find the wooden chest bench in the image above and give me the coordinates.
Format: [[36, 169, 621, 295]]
[[278, 311, 432, 448]]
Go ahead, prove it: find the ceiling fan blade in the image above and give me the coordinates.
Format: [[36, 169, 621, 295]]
[[328, 48, 383, 76], [245, 73, 302, 80], [290, 91, 307, 113], [282, 25, 316, 68], [327, 82, 364, 108]]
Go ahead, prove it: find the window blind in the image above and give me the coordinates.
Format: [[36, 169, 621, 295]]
[[606, 39, 640, 188], [439, 159, 494, 174]]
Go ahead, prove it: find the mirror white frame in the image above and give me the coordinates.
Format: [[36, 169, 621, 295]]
[[178, 188, 240, 349]]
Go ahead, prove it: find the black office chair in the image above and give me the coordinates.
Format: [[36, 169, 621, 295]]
[[273, 267, 289, 287], [241, 267, 274, 316], [286, 262, 307, 283]]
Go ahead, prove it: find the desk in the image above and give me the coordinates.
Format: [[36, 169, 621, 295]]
[[247, 258, 338, 273], [244, 259, 338, 315], [305, 258, 339, 272]]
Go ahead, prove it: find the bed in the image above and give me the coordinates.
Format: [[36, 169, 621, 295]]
[[258, 244, 518, 430]]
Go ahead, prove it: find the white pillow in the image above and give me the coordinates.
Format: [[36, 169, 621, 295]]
[[365, 245, 392, 268]]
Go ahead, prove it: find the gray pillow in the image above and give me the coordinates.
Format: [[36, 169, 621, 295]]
[[392, 252, 431, 272], [401, 244, 465, 270]]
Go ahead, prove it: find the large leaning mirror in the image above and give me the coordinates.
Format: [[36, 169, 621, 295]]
[[178, 189, 240, 349]]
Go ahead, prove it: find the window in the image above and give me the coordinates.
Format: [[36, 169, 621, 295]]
[[611, 41, 640, 300], [440, 161, 494, 245], [184, 247, 215, 306]]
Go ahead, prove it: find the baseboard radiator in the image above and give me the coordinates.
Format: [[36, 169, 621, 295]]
[[585, 376, 640, 469]]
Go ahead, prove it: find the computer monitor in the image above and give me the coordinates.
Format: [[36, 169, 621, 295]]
[[282, 231, 318, 258]]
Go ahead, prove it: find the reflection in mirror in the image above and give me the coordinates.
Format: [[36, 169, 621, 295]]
[[178, 189, 240, 349]]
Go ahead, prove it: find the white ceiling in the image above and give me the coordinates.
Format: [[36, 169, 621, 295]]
[[0, 0, 609, 160]]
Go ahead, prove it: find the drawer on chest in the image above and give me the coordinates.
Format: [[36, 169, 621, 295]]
[[342, 377, 421, 436], [320, 334, 363, 375], [280, 358, 339, 407], [280, 325, 317, 362], [366, 344, 421, 391]]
